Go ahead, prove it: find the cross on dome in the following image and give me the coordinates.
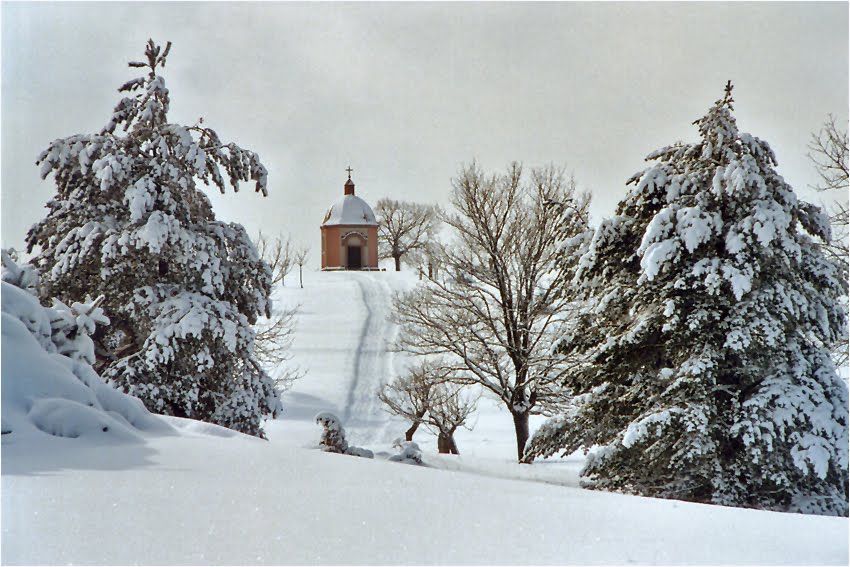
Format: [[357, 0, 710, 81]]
[[346, 166, 353, 180]]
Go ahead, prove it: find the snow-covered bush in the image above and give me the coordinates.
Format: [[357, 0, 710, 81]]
[[314, 412, 373, 458], [2, 279, 173, 441], [2, 251, 109, 365], [345, 445, 374, 459], [24, 40, 281, 437], [525, 83, 849, 517], [315, 412, 348, 453], [388, 438, 424, 465]]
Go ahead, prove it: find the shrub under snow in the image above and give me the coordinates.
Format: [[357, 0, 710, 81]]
[[314, 412, 373, 459], [1, 275, 173, 441], [388, 439, 424, 465]]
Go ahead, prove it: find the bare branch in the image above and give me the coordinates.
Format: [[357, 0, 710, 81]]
[[808, 115, 849, 366], [393, 162, 593, 460], [256, 232, 295, 287], [253, 232, 302, 389]]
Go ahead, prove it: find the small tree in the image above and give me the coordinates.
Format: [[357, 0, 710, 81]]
[[394, 163, 591, 461], [526, 83, 848, 516], [809, 115, 848, 251], [376, 198, 439, 271], [407, 240, 444, 281], [426, 383, 478, 455], [26, 40, 281, 437], [378, 361, 440, 441], [378, 361, 476, 454], [256, 232, 295, 287], [294, 244, 310, 289]]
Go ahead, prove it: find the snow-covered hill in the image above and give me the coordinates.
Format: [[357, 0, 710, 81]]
[[2, 268, 848, 565]]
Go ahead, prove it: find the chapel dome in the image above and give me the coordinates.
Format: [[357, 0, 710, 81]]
[[322, 194, 377, 226]]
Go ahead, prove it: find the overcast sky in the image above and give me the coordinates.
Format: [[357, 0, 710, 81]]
[[2, 2, 847, 264]]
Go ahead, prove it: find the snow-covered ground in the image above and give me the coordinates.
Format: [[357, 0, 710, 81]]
[[3, 267, 848, 565]]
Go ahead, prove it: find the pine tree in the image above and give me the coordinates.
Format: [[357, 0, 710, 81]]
[[26, 40, 281, 437], [525, 83, 849, 516]]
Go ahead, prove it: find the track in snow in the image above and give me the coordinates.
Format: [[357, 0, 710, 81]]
[[340, 273, 402, 446]]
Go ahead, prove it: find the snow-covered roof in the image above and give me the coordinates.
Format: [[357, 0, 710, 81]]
[[322, 194, 378, 226]]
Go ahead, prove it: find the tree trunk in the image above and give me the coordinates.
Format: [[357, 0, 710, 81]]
[[448, 435, 459, 455], [394, 254, 401, 271], [437, 431, 460, 454], [299, 265, 303, 288], [437, 432, 449, 453], [512, 410, 530, 462], [404, 422, 420, 441], [405, 409, 427, 441]]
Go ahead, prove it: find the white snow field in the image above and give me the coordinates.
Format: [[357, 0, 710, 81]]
[[3, 268, 848, 565]]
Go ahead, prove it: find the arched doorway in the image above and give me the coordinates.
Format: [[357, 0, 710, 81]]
[[347, 244, 362, 269], [342, 232, 366, 270]]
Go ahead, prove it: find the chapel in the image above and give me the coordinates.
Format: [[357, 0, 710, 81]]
[[320, 169, 379, 270]]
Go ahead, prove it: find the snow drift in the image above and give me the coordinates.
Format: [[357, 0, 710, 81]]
[[1, 279, 174, 442]]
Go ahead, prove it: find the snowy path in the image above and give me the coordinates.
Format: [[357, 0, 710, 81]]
[[342, 273, 399, 444], [277, 271, 408, 447]]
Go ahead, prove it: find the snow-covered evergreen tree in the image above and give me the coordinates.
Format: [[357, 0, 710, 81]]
[[25, 40, 281, 437], [525, 83, 849, 516]]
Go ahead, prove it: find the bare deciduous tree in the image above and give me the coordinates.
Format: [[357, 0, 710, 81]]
[[378, 361, 440, 441], [809, 115, 849, 365], [394, 162, 591, 461], [376, 199, 439, 271], [294, 245, 310, 289], [427, 383, 478, 455], [256, 231, 294, 287], [378, 360, 477, 454], [407, 239, 443, 281]]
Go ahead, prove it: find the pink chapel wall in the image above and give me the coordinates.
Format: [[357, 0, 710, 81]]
[[320, 224, 379, 270]]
